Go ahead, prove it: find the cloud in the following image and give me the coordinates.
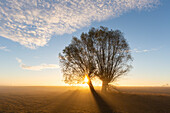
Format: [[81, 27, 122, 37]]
[[0, 0, 160, 49], [132, 48, 157, 53], [16, 58, 60, 71], [0, 46, 10, 51]]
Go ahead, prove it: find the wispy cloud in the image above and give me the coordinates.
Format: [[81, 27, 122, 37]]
[[0, 0, 160, 49], [132, 48, 158, 53], [16, 58, 60, 71], [0, 46, 10, 52]]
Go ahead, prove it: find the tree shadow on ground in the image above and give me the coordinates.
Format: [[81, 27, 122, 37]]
[[90, 88, 116, 113]]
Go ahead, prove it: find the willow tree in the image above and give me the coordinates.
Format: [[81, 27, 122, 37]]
[[59, 37, 96, 90], [89, 27, 132, 92], [59, 26, 132, 92]]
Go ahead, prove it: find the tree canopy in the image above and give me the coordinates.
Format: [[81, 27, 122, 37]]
[[59, 26, 132, 91]]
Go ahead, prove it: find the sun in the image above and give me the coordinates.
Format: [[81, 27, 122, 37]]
[[65, 76, 102, 87], [84, 75, 89, 83]]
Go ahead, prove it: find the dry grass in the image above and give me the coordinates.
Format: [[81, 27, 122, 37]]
[[0, 86, 170, 113]]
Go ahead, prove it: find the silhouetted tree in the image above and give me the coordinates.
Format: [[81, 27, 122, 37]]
[[59, 26, 132, 92], [59, 37, 96, 90]]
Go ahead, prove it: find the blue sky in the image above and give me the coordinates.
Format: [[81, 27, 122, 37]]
[[0, 0, 170, 86]]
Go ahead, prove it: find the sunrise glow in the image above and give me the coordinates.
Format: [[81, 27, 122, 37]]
[[84, 75, 89, 83], [0, 0, 169, 87]]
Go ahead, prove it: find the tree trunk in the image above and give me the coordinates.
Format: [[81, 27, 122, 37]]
[[88, 79, 95, 92], [101, 81, 108, 92]]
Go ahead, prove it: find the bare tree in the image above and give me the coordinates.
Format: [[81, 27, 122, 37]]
[[59, 26, 132, 92]]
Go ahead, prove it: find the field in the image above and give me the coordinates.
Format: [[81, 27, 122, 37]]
[[0, 86, 170, 113]]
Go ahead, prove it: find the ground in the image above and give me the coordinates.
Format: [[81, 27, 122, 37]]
[[0, 86, 170, 113]]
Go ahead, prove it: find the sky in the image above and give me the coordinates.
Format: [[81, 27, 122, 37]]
[[0, 0, 170, 86]]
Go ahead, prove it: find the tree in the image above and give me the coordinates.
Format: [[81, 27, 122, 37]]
[[59, 37, 96, 91], [59, 26, 132, 92]]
